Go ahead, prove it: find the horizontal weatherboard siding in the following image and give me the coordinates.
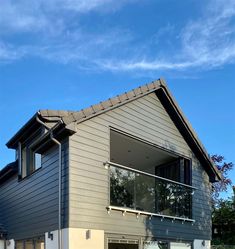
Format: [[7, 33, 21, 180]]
[[0, 140, 69, 240], [69, 92, 212, 240]]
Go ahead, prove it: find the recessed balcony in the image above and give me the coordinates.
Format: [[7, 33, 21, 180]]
[[107, 129, 196, 221]]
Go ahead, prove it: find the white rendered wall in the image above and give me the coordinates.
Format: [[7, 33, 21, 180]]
[[0, 240, 4, 249], [45, 230, 59, 249], [193, 240, 210, 249], [45, 227, 71, 248], [6, 239, 14, 249], [45, 228, 104, 249], [68, 228, 104, 249]]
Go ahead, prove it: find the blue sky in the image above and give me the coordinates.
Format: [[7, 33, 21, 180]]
[[0, 0, 234, 194]]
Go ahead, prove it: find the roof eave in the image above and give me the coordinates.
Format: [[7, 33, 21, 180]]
[[6, 113, 39, 149], [6, 111, 76, 149]]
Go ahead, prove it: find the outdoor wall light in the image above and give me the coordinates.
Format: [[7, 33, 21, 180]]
[[107, 207, 111, 215], [86, 229, 91, 240], [202, 240, 205, 246], [48, 232, 53, 241], [103, 162, 109, 169]]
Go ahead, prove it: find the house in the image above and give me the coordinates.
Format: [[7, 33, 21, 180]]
[[0, 78, 221, 249]]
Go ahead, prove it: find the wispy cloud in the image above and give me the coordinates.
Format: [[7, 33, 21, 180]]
[[0, 42, 26, 61], [0, 0, 136, 66], [103, 0, 235, 71], [0, 0, 235, 72], [0, 0, 133, 33], [181, 0, 235, 67]]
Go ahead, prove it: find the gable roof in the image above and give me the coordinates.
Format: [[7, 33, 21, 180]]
[[6, 78, 221, 182]]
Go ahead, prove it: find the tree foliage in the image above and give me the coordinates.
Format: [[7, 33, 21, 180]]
[[211, 154, 234, 206], [212, 186, 235, 245], [210, 155, 234, 245]]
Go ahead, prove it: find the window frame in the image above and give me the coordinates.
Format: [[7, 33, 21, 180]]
[[155, 157, 192, 186], [15, 236, 45, 249], [108, 128, 194, 220], [143, 240, 193, 249], [18, 142, 42, 180]]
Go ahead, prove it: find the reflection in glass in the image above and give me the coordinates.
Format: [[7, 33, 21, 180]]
[[144, 241, 168, 249], [110, 166, 192, 218], [25, 241, 33, 249]]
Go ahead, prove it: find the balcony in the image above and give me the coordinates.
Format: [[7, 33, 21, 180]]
[[106, 161, 196, 222], [108, 129, 196, 222]]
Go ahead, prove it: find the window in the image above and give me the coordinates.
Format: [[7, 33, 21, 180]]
[[16, 237, 44, 249], [155, 158, 192, 185], [15, 241, 24, 249], [34, 153, 42, 170], [20, 144, 42, 179], [170, 242, 191, 249], [143, 241, 192, 249], [109, 129, 193, 219], [25, 240, 34, 249], [144, 241, 168, 249]]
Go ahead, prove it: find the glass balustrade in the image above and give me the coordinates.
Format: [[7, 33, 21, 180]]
[[110, 165, 192, 219]]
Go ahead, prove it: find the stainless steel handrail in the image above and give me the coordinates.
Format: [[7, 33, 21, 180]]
[[105, 161, 197, 190]]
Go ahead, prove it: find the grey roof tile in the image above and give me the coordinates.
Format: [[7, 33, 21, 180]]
[[91, 104, 102, 112], [147, 82, 156, 90], [119, 93, 129, 102], [6, 78, 221, 181], [83, 107, 94, 117], [140, 85, 149, 92], [109, 96, 120, 106], [74, 111, 86, 120], [39, 79, 162, 125], [101, 99, 112, 109], [126, 90, 135, 99], [133, 87, 142, 96]]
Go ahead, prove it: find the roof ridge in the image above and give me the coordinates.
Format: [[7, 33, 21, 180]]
[[37, 79, 163, 123], [61, 79, 162, 125]]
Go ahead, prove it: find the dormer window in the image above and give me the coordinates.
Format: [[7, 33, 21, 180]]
[[16, 128, 44, 179], [20, 146, 42, 178]]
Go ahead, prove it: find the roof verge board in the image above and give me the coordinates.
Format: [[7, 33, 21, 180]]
[[5, 78, 221, 182]]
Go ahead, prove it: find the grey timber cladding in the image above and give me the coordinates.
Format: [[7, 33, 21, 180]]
[[0, 224, 5, 233], [0, 140, 69, 240], [69, 92, 212, 240], [0, 221, 6, 236]]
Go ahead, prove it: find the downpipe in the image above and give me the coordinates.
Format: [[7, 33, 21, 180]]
[[36, 116, 62, 249]]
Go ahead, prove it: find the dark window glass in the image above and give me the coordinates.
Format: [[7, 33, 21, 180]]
[[155, 159, 180, 182], [155, 158, 191, 185], [110, 165, 192, 218], [184, 158, 191, 185]]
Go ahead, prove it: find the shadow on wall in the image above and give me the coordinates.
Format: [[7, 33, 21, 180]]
[[144, 156, 212, 243], [163, 140, 177, 154]]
